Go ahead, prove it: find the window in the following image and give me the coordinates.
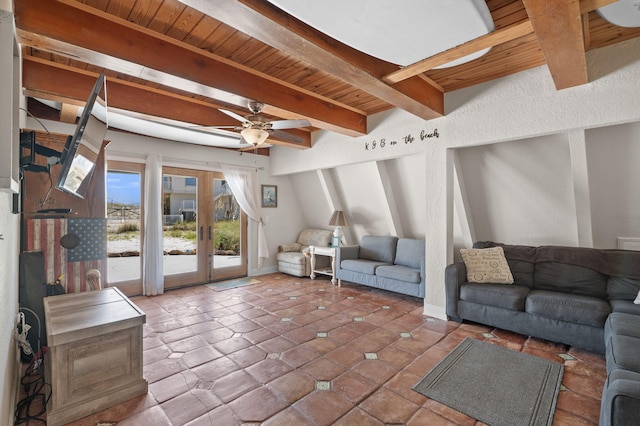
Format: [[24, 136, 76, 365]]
[[163, 176, 172, 191], [107, 163, 143, 286]]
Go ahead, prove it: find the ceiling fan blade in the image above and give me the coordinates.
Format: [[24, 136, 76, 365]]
[[239, 142, 273, 151], [270, 119, 311, 130], [269, 129, 304, 143], [190, 125, 238, 130], [219, 108, 249, 123]]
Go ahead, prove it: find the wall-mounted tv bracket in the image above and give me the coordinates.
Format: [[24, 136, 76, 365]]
[[20, 130, 62, 173]]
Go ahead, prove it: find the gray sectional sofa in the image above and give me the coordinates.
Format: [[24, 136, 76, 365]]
[[336, 235, 425, 298], [445, 241, 640, 426]]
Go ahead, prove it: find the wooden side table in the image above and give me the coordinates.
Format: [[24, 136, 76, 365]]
[[44, 287, 147, 426], [310, 245, 338, 285]]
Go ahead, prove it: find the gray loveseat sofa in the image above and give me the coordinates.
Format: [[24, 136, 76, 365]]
[[336, 235, 425, 298], [445, 241, 640, 426]]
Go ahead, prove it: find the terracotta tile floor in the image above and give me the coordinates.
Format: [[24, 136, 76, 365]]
[[21, 273, 607, 425]]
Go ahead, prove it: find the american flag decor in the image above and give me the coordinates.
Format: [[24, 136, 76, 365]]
[[26, 218, 107, 293]]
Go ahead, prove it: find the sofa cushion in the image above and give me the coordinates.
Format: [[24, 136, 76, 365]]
[[460, 246, 514, 284], [507, 259, 535, 288], [376, 264, 420, 283], [609, 300, 640, 316], [359, 235, 398, 263], [340, 259, 390, 275], [276, 251, 307, 266], [533, 262, 607, 298], [525, 290, 611, 327], [607, 276, 640, 301], [297, 228, 332, 247], [606, 312, 640, 339], [278, 242, 302, 253], [460, 283, 530, 311], [606, 334, 640, 373], [394, 238, 424, 269]]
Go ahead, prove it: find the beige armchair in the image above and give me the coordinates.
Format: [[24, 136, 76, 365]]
[[277, 228, 332, 277]]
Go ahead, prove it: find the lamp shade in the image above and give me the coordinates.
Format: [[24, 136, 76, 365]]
[[328, 210, 349, 227], [241, 128, 269, 146]]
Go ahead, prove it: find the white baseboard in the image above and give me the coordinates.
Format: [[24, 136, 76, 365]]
[[423, 303, 447, 321], [250, 265, 278, 276], [617, 237, 640, 251]]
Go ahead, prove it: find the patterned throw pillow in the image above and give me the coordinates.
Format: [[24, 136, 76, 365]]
[[460, 246, 514, 284]]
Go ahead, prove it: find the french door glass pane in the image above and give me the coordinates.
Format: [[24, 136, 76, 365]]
[[107, 171, 141, 282], [213, 179, 241, 268], [163, 174, 198, 275]]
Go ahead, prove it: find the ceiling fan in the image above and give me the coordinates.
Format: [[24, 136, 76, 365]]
[[216, 100, 311, 147]]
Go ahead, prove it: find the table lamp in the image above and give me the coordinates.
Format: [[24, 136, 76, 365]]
[[329, 210, 349, 247]]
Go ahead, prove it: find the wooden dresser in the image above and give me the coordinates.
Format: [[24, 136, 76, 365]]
[[44, 287, 147, 425]]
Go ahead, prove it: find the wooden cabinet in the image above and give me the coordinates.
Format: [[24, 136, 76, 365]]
[[44, 288, 147, 425]]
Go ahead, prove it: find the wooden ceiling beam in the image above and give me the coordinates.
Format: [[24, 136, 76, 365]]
[[382, 0, 615, 85], [523, 0, 588, 90], [383, 20, 534, 84], [23, 57, 239, 126], [59, 103, 79, 124], [181, 0, 443, 120], [265, 129, 312, 149], [579, 0, 617, 51], [15, 0, 364, 137], [579, 0, 618, 14], [22, 57, 311, 147]]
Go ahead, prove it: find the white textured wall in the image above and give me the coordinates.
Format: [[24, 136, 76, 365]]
[[334, 162, 392, 237], [1, 3, 20, 420], [586, 121, 640, 249], [286, 154, 427, 246], [289, 171, 331, 230], [456, 133, 578, 247], [383, 154, 426, 239], [0, 192, 19, 422]]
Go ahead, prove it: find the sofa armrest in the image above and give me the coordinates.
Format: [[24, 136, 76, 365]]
[[417, 257, 426, 298], [336, 245, 359, 272], [601, 371, 640, 426], [277, 242, 302, 253], [445, 262, 467, 322], [338, 245, 359, 260]]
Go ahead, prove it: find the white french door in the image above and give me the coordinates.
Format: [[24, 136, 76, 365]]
[[162, 167, 247, 289]]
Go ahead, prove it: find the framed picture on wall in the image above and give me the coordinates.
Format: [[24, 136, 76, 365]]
[[261, 184, 277, 208]]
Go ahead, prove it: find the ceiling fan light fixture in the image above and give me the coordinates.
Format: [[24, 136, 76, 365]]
[[241, 128, 269, 146]]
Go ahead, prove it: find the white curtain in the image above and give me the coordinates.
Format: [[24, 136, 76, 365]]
[[221, 165, 269, 269], [143, 154, 164, 295]]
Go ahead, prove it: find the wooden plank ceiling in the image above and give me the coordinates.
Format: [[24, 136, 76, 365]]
[[14, 0, 640, 151]]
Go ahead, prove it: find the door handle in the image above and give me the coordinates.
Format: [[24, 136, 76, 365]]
[[199, 226, 203, 241], [208, 226, 212, 241]]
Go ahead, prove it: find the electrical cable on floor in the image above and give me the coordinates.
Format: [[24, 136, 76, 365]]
[[14, 350, 51, 425], [14, 308, 50, 425]]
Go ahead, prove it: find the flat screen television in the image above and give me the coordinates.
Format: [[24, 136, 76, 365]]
[[55, 74, 108, 199]]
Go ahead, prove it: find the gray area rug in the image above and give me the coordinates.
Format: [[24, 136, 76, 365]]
[[413, 337, 564, 426]]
